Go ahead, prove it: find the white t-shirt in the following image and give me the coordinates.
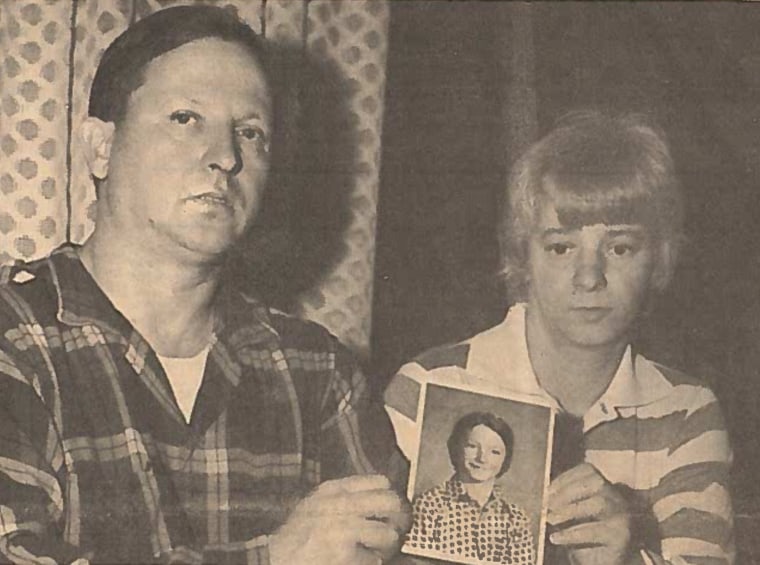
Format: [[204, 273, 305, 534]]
[[157, 345, 211, 423]]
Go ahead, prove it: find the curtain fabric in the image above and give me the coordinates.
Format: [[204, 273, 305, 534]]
[[0, 0, 389, 354]]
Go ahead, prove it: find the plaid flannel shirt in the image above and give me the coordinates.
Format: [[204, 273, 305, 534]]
[[0, 244, 401, 564]]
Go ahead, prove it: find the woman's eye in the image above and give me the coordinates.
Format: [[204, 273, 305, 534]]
[[545, 243, 572, 256], [169, 111, 199, 126], [610, 243, 635, 256]]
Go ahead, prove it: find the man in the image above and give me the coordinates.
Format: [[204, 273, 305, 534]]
[[0, 6, 408, 564], [386, 112, 734, 564]]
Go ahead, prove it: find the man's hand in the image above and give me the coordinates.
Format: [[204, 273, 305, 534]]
[[269, 474, 411, 565], [547, 463, 636, 565]]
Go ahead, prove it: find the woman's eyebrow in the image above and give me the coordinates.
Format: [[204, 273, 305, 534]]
[[605, 226, 646, 237], [540, 227, 572, 237]]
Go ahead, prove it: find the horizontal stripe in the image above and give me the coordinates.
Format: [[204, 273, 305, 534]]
[[65, 433, 305, 477], [383, 371, 420, 421], [677, 556, 731, 565], [0, 537, 57, 565], [629, 385, 717, 421], [0, 457, 62, 516], [415, 342, 470, 371], [653, 482, 732, 523], [647, 461, 730, 505], [586, 429, 730, 490], [585, 400, 725, 453], [660, 508, 733, 548], [662, 537, 728, 560]]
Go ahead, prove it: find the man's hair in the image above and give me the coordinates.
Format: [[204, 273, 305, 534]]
[[88, 4, 271, 125], [447, 411, 514, 478], [500, 111, 684, 301]]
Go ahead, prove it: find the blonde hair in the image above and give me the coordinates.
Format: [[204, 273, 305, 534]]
[[500, 111, 684, 301]]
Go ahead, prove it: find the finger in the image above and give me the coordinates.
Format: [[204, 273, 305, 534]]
[[549, 519, 622, 548], [548, 493, 609, 526], [381, 508, 413, 535], [342, 488, 405, 518], [303, 488, 404, 519], [357, 519, 402, 557], [548, 462, 600, 497], [549, 468, 607, 509], [165, 546, 203, 564], [316, 474, 391, 496]]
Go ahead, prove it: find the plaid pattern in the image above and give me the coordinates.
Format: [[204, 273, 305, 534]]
[[0, 244, 400, 564]]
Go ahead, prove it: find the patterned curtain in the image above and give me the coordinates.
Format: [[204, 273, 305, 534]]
[[0, 0, 390, 355]]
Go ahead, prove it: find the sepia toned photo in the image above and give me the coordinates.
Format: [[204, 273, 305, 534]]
[[403, 383, 553, 565], [0, 1, 758, 564]]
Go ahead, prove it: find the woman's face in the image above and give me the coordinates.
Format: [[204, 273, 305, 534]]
[[458, 424, 507, 483]]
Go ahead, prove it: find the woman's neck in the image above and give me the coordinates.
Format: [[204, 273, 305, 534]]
[[459, 478, 495, 507], [525, 306, 628, 417]]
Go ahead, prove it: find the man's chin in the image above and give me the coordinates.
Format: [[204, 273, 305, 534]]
[[171, 233, 239, 262]]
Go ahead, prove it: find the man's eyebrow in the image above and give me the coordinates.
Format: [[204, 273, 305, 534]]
[[238, 111, 266, 121]]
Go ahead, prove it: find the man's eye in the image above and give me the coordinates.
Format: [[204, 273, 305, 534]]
[[169, 111, 199, 125], [545, 243, 572, 256], [236, 126, 270, 151]]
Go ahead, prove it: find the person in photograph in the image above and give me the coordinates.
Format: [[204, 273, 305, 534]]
[[406, 411, 535, 565], [386, 111, 734, 564], [0, 5, 410, 564]]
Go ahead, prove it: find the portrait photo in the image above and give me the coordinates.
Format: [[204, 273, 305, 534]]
[[403, 382, 554, 565]]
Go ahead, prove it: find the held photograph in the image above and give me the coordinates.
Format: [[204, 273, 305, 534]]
[[403, 383, 554, 565]]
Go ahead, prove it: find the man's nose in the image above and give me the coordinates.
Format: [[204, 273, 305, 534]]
[[573, 249, 607, 292], [205, 127, 242, 176]]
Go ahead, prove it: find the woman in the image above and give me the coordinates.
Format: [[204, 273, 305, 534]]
[[406, 412, 535, 565]]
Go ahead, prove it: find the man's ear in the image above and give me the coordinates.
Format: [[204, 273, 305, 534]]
[[80, 117, 115, 180]]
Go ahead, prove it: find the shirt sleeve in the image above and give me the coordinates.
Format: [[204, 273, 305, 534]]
[[0, 350, 86, 564], [199, 535, 272, 565], [638, 389, 735, 565], [319, 338, 409, 491]]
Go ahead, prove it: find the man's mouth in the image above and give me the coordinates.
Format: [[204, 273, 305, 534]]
[[189, 192, 233, 209]]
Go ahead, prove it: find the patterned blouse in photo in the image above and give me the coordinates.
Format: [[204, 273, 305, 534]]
[[406, 478, 535, 564]]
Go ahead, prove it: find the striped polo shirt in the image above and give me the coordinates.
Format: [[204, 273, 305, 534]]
[[385, 303, 734, 565]]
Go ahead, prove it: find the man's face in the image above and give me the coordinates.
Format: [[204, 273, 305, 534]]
[[458, 424, 507, 484], [526, 198, 657, 349], [103, 38, 272, 258]]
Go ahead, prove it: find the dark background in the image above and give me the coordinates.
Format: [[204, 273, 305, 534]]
[[370, 2, 760, 562]]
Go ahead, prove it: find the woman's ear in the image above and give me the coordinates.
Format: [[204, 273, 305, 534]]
[[80, 117, 115, 180]]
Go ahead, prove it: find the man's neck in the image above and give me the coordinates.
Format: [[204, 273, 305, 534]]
[[79, 229, 222, 357], [525, 307, 628, 418]]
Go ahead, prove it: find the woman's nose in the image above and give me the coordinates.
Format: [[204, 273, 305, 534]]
[[573, 249, 607, 292]]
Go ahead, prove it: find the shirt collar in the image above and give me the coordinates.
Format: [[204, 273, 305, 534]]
[[446, 477, 506, 508], [466, 303, 676, 429], [45, 243, 279, 347]]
